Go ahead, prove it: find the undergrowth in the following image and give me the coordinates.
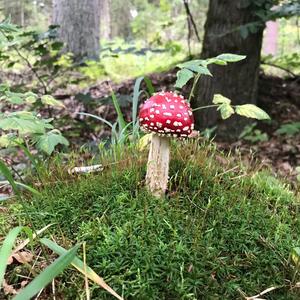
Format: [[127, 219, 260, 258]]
[[1, 141, 300, 299]]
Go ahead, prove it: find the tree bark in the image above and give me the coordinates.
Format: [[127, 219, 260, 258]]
[[100, 0, 111, 40], [4, 0, 25, 26], [191, 0, 265, 140], [52, 0, 100, 61]]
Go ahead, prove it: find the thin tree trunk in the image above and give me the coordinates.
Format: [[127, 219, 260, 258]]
[[52, 0, 100, 61], [4, 0, 24, 26], [191, 0, 265, 140]]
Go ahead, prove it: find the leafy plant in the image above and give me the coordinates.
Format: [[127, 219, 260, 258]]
[[0, 23, 75, 94], [0, 84, 69, 155], [175, 54, 271, 122], [239, 123, 269, 143], [0, 21, 69, 156], [275, 122, 300, 137]]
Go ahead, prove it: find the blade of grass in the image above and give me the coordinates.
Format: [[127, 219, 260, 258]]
[[83, 242, 90, 300], [78, 112, 114, 128], [0, 226, 24, 288], [13, 244, 79, 300], [109, 87, 127, 131], [132, 77, 144, 126], [15, 182, 41, 196], [144, 76, 155, 95], [41, 238, 124, 300], [0, 160, 19, 196]]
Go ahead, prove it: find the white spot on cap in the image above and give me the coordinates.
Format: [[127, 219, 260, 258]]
[[179, 106, 184, 109], [145, 117, 149, 121], [164, 128, 171, 132], [170, 105, 175, 109], [166, 120, 171, 124], [150, 122, 154, 126], [154, 127, 158, 130], [166, 98, 171, 102], [162, 104, 167, 109], [191, 124, 194, 130], [188, 111, 193, 116], [150, 108, 155, 112], [150, 114, 155, 118], [184, 117, 188, 121], [156, 122, 162, 128], [163, 112, 172, 117], [139, 118, 144, 122], [174, 121, 183, 127], [176, 129, 181, 133], [183, 126, 189, 131], [177, 113, 182, 118], [155, 110, 160, 114]]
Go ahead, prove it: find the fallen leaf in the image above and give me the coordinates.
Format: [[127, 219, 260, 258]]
[[3, 279, 18, 295]]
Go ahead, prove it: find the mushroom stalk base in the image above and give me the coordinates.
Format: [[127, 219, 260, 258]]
[[146, 134, 170, 198]]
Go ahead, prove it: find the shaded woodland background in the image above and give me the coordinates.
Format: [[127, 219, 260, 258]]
[[0, 0, 299, 179]]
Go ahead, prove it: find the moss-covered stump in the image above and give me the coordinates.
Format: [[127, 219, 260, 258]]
[[2, 142, 300, 299]]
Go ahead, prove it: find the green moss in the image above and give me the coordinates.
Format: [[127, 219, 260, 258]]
[[4, 142, 300, 299]]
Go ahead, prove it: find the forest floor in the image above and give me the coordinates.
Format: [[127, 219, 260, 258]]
[[1, 69, 300, 201], [54, 69, 300, 184]]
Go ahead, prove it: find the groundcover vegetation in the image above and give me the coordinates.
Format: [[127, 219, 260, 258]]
[[2, 142, 300, 299]]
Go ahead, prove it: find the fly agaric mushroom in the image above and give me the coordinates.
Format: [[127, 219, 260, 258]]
[[139, 91, 194, 197]]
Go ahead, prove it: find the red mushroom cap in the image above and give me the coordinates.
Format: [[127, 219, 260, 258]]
[[138, 91, 194, 138]]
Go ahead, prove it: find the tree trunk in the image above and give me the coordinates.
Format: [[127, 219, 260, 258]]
[[4, 0, 25, 26], [191, 0, 264, 140], [52, 0, 100, 61], [100, 0, 111, 40]]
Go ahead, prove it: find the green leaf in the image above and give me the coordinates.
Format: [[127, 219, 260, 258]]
[[206, 58, 228, 66], [175, 69, 194, 88], [216, 53, 246, 62], [13, 244, 79, 300], [41, 239, 124, 300], [185, 65, 212, 76], [41, 95, 65, 108], [0, 227, 24, 288], [177, 60, 203, 69], [0, 116, 46, 134], [235, 104, 270, 120], [218, 103, 235, 119], [35, 130, 69, 155], [0, 134, 23, 148], [212, 94, 231, 105]]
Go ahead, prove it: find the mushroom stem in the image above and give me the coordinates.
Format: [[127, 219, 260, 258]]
[[146, 134, 170, 198]]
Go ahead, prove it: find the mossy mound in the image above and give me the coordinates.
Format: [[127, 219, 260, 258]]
[[5, 142, 300, 299]]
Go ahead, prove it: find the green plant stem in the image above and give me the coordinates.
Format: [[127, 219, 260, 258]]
[[188, 73, 201, 102], [192, 104, 219, 111]]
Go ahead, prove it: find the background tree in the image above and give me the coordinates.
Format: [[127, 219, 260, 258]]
[[191, 0, 299, 139], [52, 0, 100, 61], [191, 0, 267, 139]]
